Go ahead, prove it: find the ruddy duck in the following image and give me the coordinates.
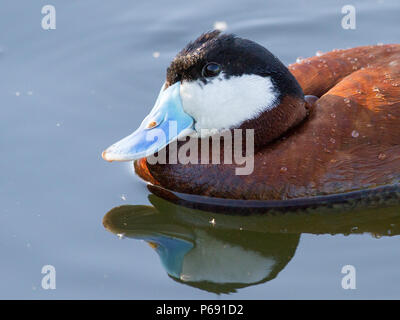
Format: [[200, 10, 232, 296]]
[[102, 31, 400, 202]]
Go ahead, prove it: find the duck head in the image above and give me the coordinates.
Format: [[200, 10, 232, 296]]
[[102, 30, 307, 161]]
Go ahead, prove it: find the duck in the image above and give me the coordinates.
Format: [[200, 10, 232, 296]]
[[102, 30, 400, 202]]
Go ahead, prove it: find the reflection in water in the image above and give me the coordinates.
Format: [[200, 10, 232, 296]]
[[103, 194, 400, 294]]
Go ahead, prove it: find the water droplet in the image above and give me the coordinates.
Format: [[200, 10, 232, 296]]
[[213, 21, 227, 31], [180, 274, 191, 281], [378, 153, 386, 160], [351, 130, 359, 138]]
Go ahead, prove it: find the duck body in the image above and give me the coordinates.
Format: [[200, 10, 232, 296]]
[[104, 31, 400, 201]]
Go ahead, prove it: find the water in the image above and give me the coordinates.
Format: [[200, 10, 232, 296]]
[[1, 0, 399, 299]]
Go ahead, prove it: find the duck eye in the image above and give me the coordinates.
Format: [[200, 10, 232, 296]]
[[202, 62, 221, 78]]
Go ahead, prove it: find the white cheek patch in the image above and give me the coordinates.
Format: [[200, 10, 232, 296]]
[[180, 74, 278, 135]]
